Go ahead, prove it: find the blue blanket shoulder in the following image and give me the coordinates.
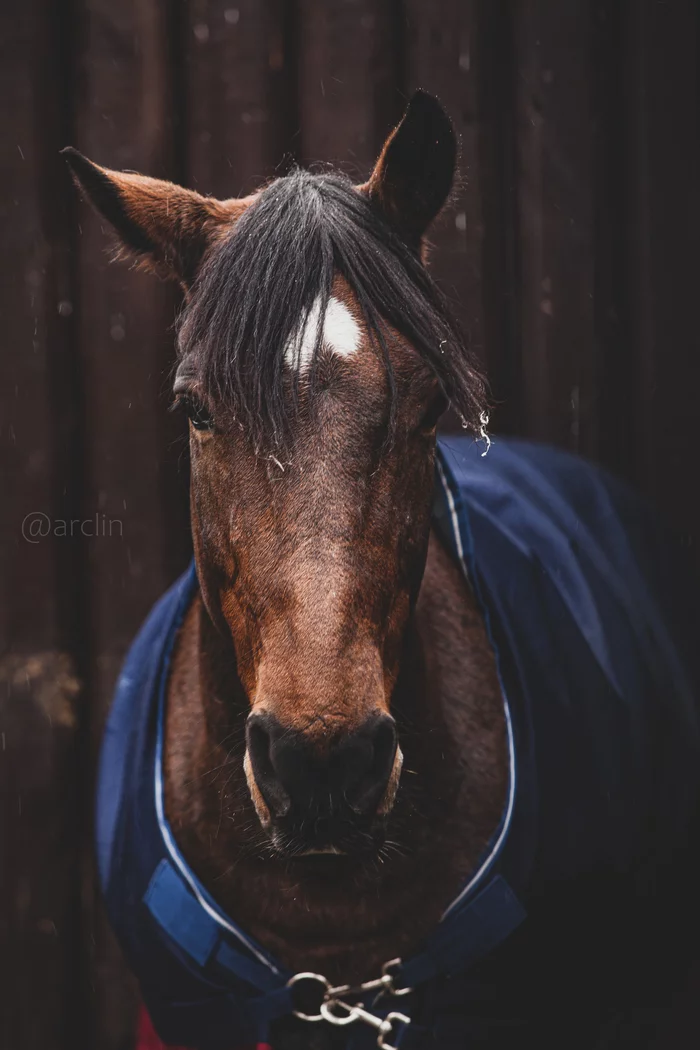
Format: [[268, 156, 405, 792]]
[[435, 436, 700, 891]]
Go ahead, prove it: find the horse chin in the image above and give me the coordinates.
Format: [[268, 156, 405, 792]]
[[266, 819, 389, 865]]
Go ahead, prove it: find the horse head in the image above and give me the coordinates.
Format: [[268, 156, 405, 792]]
[[64, 92, 487, 858]]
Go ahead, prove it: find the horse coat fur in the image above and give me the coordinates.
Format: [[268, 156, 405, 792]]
[[97, 436, 700, 1049]]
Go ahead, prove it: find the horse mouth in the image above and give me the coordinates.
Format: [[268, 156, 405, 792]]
[[265, 813, 389, 861]]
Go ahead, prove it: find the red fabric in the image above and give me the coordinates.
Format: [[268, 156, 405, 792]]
[[136, 1005, 272, 1050]]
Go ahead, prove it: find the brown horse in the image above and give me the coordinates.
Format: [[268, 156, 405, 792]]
[[65, 93, 700, 1050]]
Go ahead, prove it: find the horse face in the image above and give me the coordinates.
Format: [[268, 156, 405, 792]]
[[177, 293, 444, 853]]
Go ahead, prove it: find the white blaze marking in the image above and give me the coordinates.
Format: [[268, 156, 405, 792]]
[[285, 295, 360, 373]]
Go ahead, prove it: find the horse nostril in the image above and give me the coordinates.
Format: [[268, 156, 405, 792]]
[[245, 713, 291, 818], [344, 713, 398, 816]]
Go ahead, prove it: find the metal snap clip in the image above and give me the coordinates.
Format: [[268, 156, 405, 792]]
[[377, 1011, 411, 1050], [286, 971, 332, 1022]]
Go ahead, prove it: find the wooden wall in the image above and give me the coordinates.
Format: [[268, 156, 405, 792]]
[[1, 2, 698, 1047]]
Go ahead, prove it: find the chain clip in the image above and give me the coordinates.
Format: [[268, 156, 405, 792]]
[[286, 959, 413, 1048], [327, 957, 412, 1002]]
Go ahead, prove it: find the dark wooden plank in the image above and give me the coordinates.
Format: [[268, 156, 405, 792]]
[[0, 11, 60, 647], [475, 0, 521, 434], [587, 0, 634, 481], [620, 0, 700, 546], [511, 0, 597, 452], [73, 2, 187, 1045], [0, 0, 84, 1047], [297, 0, 403, 177], [402, 0, 487, 431], [185, 0, 297, 196]]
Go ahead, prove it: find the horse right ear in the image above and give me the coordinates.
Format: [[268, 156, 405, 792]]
[[362, 91, 457, 247], [62, 148, 243, 288]]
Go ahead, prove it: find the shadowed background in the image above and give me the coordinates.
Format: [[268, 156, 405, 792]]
[[1, 1, 699, 1048]]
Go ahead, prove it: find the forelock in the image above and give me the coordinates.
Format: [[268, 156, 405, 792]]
[[177, 168, 486, 450]]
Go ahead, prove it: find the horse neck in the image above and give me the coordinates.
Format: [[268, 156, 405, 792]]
[[163, 529, 507, 978]]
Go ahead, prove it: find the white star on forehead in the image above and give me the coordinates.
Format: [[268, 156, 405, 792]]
[[284, 295, 360, 373]]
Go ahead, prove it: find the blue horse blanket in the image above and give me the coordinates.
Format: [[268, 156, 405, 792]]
[[96, 436, 700, 1049]]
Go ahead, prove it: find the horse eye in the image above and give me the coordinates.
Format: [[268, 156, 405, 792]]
[[419, 391, 448, 433], [176, 395, 214, 432]]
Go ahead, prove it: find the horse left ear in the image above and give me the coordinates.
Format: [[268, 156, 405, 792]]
[[62, 148, 242, 288], [362, 91, 457, 245]]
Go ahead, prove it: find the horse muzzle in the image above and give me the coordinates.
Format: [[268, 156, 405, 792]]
[[244, 710, 402, 854]]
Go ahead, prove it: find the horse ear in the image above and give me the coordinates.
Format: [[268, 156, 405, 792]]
[[62, 148, 241, 287], [362, 91, 457, 245]]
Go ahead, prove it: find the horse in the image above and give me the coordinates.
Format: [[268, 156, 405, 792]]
[[65, 93, 700, 1050]]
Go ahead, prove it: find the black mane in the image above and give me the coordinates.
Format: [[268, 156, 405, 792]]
[[178, 168, 486, 448]]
